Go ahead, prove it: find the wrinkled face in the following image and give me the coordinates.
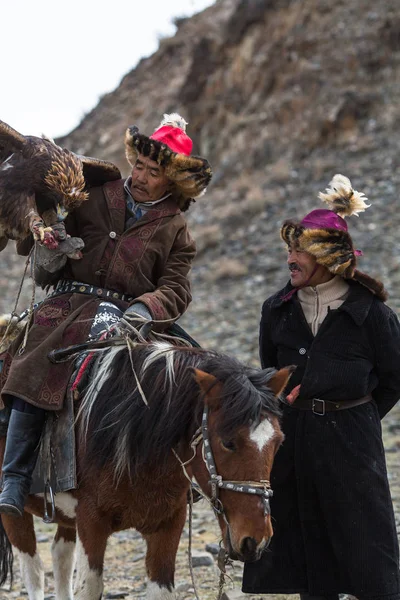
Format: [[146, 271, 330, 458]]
[[130, 154, 170, 202], [287, 245, 333, 287]]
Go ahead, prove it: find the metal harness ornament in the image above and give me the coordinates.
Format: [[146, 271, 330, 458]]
[[201, 405, 273, 519]]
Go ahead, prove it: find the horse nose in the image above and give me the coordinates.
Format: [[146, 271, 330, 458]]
[[240, 537, 258, 561]]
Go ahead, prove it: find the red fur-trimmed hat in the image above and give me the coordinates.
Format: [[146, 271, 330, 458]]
[[280, 174, 388, 300], [124, 113, 212, 210]]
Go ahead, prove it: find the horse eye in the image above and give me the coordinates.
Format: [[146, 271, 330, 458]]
[[221, 439, 236, 452]]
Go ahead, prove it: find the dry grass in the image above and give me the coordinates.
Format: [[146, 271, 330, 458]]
[[217, 186, 278, 224], [267, 158, 291, 183], [206, 258, 248, 282], [193, 224, 223, 255]]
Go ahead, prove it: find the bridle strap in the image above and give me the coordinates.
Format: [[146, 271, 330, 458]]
[[201, 405, 273, 517], [174, 405, 274, 519]]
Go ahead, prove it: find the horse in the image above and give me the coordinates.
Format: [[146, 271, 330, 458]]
[[0, 340, 292, 600]]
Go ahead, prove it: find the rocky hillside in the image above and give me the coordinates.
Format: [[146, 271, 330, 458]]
[[2, 0, 400, 364]]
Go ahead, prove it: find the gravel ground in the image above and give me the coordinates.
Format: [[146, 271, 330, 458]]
[[1, 401, 400, 600]]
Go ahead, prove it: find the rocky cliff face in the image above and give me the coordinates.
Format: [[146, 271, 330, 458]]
[[2, 0, 400, 364]]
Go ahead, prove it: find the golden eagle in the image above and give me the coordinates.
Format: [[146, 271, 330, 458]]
[[0, 119, 121, 251]]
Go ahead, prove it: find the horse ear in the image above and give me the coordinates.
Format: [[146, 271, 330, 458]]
[[194, 369, 221, 408], [267, 365, 296, 397]]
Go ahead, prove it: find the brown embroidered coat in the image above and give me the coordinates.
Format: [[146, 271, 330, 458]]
[[0, 179, 196, 410]]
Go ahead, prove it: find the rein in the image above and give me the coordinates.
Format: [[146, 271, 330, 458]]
[[174, 404, 273, 600]]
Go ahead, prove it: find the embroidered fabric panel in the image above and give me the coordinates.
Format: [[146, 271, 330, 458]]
[[89, 302, 123, 339], [107, 220, 163, 292], [34, 298, 70, 328], [103, 180, 126, 233], [38, 302, 94, 407], [139, 294, 165, 321]]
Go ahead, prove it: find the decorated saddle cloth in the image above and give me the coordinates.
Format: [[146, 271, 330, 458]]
[[28, 302, 123, 494], [27, 302, 199, 494]]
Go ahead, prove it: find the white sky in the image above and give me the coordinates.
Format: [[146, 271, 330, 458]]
[[1, 0, 215, 138]]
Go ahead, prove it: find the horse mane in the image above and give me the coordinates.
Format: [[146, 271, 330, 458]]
[[78, 342, 281, 480]]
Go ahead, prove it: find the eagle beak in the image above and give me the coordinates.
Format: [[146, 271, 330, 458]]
[[56, 204, 69, 222]]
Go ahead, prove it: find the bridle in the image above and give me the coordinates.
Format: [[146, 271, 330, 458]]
[[176, 405, 274, 522]]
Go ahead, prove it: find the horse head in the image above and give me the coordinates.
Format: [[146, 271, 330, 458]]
[[190, 365, 293, 562]]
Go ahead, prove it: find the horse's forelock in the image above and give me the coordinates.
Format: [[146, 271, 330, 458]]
[[198, 357, 282, 438]]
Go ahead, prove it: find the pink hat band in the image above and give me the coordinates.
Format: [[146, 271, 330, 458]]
[[300, 209, 348, 232], [150, 125, 193, 156], [300, 209, 362, 256]]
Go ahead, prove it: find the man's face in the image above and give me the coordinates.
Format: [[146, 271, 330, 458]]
[[130, 154, 170, 202], [287, 245, 332, 287]]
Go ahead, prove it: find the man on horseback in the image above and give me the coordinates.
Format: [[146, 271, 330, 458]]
[[0, 113, 212, 517], [242, 175, 400, 600]]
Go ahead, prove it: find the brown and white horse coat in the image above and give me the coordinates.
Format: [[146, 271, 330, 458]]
[[0, 341, 291, 600]]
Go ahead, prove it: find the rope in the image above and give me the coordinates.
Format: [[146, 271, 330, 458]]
[[216, 548, 234, 600], [0, 244, 35, 351], [126, 337, 148, 406], [187, 487, 202, 600], [172, 446, 233, 600], [19, 242, 37, 354]]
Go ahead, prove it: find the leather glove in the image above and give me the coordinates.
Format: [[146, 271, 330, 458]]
[[34, 235, 85, 287], [116, 302, 153, 338], [35, 236, 85, 273]]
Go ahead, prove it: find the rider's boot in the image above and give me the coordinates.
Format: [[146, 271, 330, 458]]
[[0, 407, 45, 517]]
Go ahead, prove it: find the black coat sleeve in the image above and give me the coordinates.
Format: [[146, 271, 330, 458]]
[[259, 299, 278, 369], [369, 303, 400, 419]]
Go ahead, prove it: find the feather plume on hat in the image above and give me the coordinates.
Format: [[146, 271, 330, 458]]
[[157, 113, 189, 131], [318, 174, 370, 218], [280, 173, 388, 301]]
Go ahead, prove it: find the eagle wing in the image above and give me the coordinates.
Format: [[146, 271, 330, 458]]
[[0, 119, 27, 163], [0, 120, 88, 251], [78, 155, 121, 188]]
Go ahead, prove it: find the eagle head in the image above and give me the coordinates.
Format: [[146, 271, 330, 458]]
[[44, 147, 89, 211]]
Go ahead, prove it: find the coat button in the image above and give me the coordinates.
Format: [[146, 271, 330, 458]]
[[109, 231, 117, 239], [299, 348, 307, 355]]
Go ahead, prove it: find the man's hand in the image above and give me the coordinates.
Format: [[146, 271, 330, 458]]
[[116, 302, 153, 339], [34, 226, 85, 286], [286, 384, 301, 404], [35, 236, 84, 273]]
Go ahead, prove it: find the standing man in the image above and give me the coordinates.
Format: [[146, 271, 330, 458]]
[[243, 174, 400, 600], [0, 113, 212, 517]]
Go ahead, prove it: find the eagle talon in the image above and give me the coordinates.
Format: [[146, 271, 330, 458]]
[[32, 224, 59, 249]]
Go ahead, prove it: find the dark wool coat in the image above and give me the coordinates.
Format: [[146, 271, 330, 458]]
[[243, 280, 400, 599], [0, 179, 196, 410]]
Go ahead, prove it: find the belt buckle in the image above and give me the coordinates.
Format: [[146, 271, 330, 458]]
[[312, 398, 325, 416]]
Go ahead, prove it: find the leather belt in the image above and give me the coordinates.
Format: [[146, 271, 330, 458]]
[[47, 279, 134, 304], [292, 395, 372, 416]]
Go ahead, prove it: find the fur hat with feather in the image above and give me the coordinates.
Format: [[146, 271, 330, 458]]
[[124, 113, 212, 211], [280, 174, 388, 301]]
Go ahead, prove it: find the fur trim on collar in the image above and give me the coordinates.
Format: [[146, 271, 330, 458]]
[[351, 270, 388, 302]]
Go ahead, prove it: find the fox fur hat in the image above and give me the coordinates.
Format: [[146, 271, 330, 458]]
[[280, 174, 388, 300], [124, 113, 212, 211]]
